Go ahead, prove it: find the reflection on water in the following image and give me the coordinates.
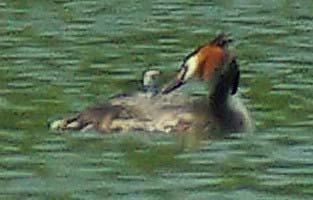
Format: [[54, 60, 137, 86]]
[[0, 0, 312, 199]]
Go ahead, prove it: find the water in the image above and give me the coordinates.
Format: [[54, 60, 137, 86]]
[[0, 0, 312, 199]]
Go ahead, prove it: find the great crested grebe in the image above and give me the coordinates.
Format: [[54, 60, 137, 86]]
[[50, 34, 251, 134]]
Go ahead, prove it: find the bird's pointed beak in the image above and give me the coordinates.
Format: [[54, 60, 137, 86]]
[[162, 67, 187, 94], [162, 79, 184, 94]]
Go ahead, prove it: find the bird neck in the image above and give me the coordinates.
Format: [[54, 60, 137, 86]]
[[209, 78, 230, 111]]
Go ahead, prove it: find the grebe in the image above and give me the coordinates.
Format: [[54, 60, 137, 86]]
[[49, 35, 251, 134]]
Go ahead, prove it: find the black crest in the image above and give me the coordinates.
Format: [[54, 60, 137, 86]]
[[210, 34, 233, 48]]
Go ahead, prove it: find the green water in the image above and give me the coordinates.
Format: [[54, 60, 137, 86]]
[[0, 0, 312, 199]]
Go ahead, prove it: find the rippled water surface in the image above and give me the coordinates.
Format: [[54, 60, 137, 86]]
[[0, 0, 312, 199]]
